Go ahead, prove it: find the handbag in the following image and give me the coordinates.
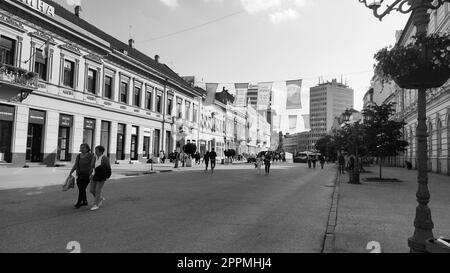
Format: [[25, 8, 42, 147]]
[[62, 175, 75, 191]]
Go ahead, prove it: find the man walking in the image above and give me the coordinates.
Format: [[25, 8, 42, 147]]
[[319, 155, 326, 169], [264, 153, 271, 175], [338, 154, 346, 174], [209, 148, 217, 174], [204, 150, 210, 173]]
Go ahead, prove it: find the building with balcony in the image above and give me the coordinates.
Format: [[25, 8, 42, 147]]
[[0, 0, 203, 167]]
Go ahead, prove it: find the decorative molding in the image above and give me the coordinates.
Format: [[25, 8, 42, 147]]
[[29, 31, 57, 45], [84, 54, 103, 65], [0, 13, 26, 32], [59, 43, 82, 56]]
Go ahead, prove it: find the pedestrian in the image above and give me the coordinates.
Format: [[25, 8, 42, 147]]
[[69, 144, 95, 209], [256, 155, 263, 175], [204, 150, 210, 173], [174, 150, 179, 168], [312, 156, 317, 169], [89, 146, 111, 211], [307, 156, 312, 168], [209, 148, 217, 173], [264, 153, 271, 174], [162, 151, 166, 164], [319, 155, 325, 169], [338, 154, 345, 174]]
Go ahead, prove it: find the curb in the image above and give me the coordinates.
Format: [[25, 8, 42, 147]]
[[322, 168, 341, 253]]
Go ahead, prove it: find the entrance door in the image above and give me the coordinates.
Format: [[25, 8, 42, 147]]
[[58, 127, 71, 161], [116, 134, 125, 160], [0, 120, 13, 163], [143, 136, 150, 158], [26, 124, 43, 162], [131, 134, 138, 160]]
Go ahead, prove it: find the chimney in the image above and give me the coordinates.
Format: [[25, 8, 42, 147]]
[[74, 5, 82, 17], [155, 55, 160, 63], [128, 39, 134, 48]]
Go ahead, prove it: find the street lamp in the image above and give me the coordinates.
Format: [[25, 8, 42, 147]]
[[359, 0, 450, 253]]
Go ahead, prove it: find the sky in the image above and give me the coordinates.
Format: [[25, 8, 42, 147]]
[[55, 0, 409, 132]]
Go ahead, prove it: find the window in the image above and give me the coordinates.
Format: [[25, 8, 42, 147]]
[[193, 105, 198, 123], [120, 82, 128, 104], [104, 75, 113, 99], [156, 94, 162, 113], [177, 99, 182, 118], [133, 86, 141, 107], [146, 90, 153, 110], [63, 60, 75, 88], [185, 101, 191, 121], [0, 36, 15, 65], [34, 49, 47, 80], [167, 97, 173, 115], [87, 69, 97, 94]]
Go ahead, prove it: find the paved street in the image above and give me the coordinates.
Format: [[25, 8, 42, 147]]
[[0, 163, 336, 253]]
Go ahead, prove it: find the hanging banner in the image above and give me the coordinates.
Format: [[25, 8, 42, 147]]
[[302, 114, 310, 130], [234, 83, 249, 107], [286, 79, 303, 110], [257, 82, 273, 110], [289, 115, 297, 131], [204, 83, 219, 106]]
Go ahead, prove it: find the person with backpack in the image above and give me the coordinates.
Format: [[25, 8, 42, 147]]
[[89, 146, 111, 211], [69, 143, 95, 209], [209, 148, 217, 173]]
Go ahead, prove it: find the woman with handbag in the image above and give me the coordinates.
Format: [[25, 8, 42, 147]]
[[89, 146, 111, 211], [69, 144, 95, 209]]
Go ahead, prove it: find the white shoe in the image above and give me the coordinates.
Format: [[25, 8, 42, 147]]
[[90, 205, 99, 211], [98, 197, 105, 207]]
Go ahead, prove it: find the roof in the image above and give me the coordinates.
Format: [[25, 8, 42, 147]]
[[40, 0, 198, 94]]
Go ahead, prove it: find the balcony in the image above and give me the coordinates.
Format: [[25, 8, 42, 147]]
[[0, 64, 38, 102]]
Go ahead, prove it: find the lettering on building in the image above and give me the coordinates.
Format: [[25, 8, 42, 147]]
[[17, 0, 55, 17]]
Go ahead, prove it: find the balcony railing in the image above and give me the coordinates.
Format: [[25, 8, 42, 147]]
[[0, 64, 38, 90]]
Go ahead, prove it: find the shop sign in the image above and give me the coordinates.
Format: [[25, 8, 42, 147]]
[[17, 0, 55, 17], [29, 109, 46, 125], [59, 114, 73, 127], [0, 104, 15, 122], [84, 118, 95, 130]]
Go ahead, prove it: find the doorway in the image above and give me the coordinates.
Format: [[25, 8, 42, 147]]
[[26, 123, 43, 162]]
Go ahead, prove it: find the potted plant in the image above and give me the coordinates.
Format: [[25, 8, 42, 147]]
[[374, 33, 450, 89]]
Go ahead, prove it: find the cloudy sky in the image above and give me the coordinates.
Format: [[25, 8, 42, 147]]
[[56, 0, 409, 131]]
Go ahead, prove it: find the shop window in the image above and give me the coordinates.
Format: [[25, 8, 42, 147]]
[[0, 36, 15, 66]]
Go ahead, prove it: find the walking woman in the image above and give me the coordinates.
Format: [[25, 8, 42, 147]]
[[69, 144, 95, 209], [256, 155, 263, 175], [89, 146, 111, 211]]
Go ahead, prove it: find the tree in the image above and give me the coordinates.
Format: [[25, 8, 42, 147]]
[[314, 135, 338, 162], [363, 103, 409, 180], [183, 143, 197, 158]]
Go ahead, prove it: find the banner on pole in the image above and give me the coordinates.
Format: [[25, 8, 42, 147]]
[[234, 83, 249, 107], [289, 115, 298, 131], [286, 80, 302, 110], [302, 114, 310, 130], [257, 82, 273, 110], [204, 83, 219, 106]]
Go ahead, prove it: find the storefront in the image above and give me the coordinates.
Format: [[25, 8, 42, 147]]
[[116, 123, 126, 160], [58, 114, 73, 161], [27, 109, 46, 162], [130, 126, 139, 160], [0, 104, 14, 163], [83, 118, 96, 151], [100, 121, 110, 156]]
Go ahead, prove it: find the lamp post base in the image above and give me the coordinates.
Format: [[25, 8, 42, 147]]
[[408, 233, 432, 253]]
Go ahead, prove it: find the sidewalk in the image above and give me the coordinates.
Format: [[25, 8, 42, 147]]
[[333, 166, 450, 253], [0, 160, 251, 190]]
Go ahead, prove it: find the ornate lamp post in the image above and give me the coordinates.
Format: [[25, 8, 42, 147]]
[[359, 0, 450, 253]]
